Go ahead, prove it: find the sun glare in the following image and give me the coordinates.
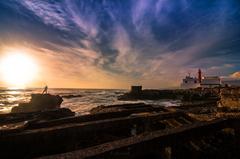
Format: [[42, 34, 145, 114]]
[[0, 52, 38, 88]]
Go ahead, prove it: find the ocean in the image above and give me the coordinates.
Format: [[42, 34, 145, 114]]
[[0, 88, 181, 115]]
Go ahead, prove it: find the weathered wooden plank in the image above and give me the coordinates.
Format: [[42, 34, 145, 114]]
[[40, 118, 230, 159], [28, 106, 167, 129], [0, 111, 190, 158]]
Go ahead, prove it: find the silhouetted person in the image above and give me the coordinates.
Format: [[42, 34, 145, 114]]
[[42, 85, 48, 94]]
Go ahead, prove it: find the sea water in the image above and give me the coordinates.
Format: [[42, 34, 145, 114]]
[[0, 88, 181, 115]]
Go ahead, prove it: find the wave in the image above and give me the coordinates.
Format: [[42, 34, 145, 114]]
[[0, 88, 180, 115]]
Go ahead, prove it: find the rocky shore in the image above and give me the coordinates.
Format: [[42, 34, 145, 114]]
[[118, 86, 220, 102], [1, 87, 240, 158]]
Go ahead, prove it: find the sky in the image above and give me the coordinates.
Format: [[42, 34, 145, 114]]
[[0, 0, 240, 89]]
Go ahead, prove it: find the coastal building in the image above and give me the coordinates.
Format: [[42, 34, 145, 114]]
[[180, 75, 200, 89], [201, 76, 221, 88], [180, 69, 221, 89]]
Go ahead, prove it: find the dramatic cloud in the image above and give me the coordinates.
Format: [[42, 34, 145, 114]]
[[231, 72, 240, 78], [0, 0, 240, 88]]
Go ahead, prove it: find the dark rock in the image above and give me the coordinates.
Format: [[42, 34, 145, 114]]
[[118, 90, 177, 100], [90, 103, 157, 114], [61, 94, 82, 99], [1, 108, 75, 124], [11, 94, 63, 113], [119, 88, 219, 102], [32, 108, 75, 121]]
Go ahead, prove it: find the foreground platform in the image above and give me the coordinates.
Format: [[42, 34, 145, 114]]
[[1, 102, 240, 159]]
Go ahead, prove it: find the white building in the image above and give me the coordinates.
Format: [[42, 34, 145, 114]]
[[181, 75, 200, 89], [180, 69, 221, 89], [200, 76, 221, 88]]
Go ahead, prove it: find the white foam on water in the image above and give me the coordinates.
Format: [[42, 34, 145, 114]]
[[0, 88, 181, 115]]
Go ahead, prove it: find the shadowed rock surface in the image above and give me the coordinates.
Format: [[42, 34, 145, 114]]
[[118, 88, 219, 102], [11, 94, 63, 113]]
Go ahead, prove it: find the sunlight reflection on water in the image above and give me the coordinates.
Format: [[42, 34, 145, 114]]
[[0, 89, 181, 115]]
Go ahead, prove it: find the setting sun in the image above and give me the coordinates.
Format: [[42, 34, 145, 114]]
[[0, 52, 38, 88]]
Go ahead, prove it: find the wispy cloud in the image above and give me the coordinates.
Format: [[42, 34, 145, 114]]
[[0, 0, 239, 88], [21, 0, 70, 31]]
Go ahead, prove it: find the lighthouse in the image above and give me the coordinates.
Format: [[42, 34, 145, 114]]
[[198, 69, 202, 83], [181, 69, 221, 89]]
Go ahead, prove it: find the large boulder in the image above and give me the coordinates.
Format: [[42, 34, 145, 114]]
[[11, 94, 63, 113]]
